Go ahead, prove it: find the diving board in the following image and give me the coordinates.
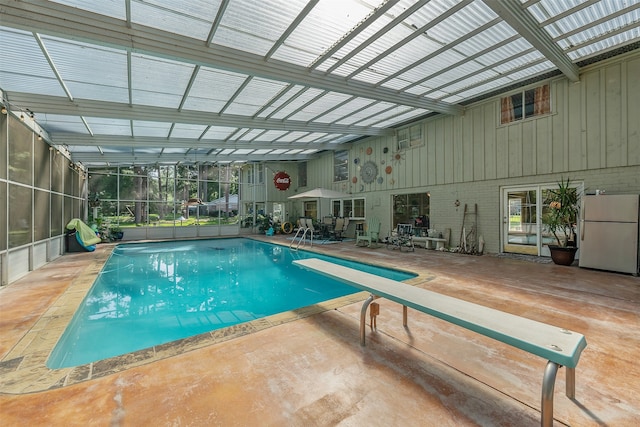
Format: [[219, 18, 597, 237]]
[[293, 258, 587, 427]]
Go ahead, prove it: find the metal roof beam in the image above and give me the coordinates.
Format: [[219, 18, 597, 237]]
[[7, 93, 393, 136], [71, 152, 319, 165], [483, 0, 580, 82], [54, 134, 339, 151], [0, 0, 463, 115]]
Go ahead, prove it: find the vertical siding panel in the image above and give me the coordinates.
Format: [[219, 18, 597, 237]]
[[584, 71, 601, 169], [628, 56, 640, 165], [508, 124, 522, 177], [427, 123, 437, 185], [522, 120, 535, 176], [484, 103, 497, 179], [496, 125, 508, 178], [444, 116, 455, 184], [538, 113, 552, 175], [567, 80, 584, 171], [473, 106, 485, 181], [605, 63, 623, 167], [463, 113, 474, 182], [435, 120, 445, 184]]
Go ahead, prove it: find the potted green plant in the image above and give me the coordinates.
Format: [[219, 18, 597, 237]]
[[542, 177, 580, 265], [109, 225, 124, 241]]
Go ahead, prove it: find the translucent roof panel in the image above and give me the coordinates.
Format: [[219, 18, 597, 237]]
[[0, 0, 637, 165]]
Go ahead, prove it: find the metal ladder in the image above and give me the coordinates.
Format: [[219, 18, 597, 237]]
[[289, 227, 313, 250]]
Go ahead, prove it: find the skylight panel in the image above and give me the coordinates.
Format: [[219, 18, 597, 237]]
[[297, 133, 328, 143], [37, 114, 88, 133], [182, 68, 249, 113], [335, 101, 395, 125], [251, 149, 273, 155], [171, 124, 208, 139], [223, 78, 289, 116], [276, 131, 310, 143], [267, 87, 326, 120], [568, 28, 640, 60], [131, 0, 217, 41], [85, 118, 131, 136], [202, 126, 238, 140], [255, 130, 289, 142], [233, 149, 254, 155], [279, 0, 375, 66], [213, 0, 306, 56], [131, 54, 195, 107], [313, 98, 377, 123], [133, 121, 172, 138], [48, 0, 125, 20]]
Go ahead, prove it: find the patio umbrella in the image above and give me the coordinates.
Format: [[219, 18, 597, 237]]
[[288, 188, 351, 199]]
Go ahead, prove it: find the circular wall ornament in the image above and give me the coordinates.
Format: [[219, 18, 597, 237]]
[[366, 147, 373, 155], [360, 160, 378, 184], [383, 147, 389, 154], [352, 176, 358, 184], [377, 176, 383, 184], [354, 157, 360, 164], [385, 165, 392, 174]]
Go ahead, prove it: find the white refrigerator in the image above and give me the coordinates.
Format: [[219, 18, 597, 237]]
[[579, 194, 640, 275]]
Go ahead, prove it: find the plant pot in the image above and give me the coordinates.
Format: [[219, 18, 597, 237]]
[[548, 245, 577, 266]]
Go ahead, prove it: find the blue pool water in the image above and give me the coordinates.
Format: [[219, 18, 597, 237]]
[[47, 238, 415, 368]]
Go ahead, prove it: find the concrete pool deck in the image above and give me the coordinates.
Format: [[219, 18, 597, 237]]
[[0, 235, 639, 426]]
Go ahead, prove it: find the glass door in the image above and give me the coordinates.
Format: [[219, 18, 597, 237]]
[[502, 182, 582, 256], [503, 187, 540, 255]]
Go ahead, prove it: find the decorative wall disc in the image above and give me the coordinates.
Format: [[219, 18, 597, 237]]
[[366, 147, 373, 155], [383, 147, 389, 154], [352, 176, 358, 183], [385, 165, 392, 174], [354, 157, 359, 164], [360, 160, 378, 184], [377, 176, 383, 184]]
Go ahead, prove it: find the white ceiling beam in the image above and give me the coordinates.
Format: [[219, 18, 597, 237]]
[[0, 0, 464, 115], [71, 152, 318, 165], [52, 133, 340, 151], [7, 93, 393, 136], [483, 0, 580, 82]]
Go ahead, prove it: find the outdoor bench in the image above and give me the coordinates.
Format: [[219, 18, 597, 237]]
[[293, 258, 587, 427]]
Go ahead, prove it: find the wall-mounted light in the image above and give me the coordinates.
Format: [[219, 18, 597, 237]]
[[20, 113, 25, 121], [38, 133, 42, 141], [0, 106, 7, 115]]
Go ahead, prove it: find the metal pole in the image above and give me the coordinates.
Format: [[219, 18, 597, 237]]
[[541, 361, 559, 427]]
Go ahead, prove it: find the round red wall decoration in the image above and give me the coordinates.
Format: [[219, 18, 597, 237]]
[[273, 171, 291, 191]]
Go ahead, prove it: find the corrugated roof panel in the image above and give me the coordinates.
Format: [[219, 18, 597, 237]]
[[257, 85, 306, 118], [373, 110, 427, 128], [297, 133, 328, 143], [223, 77, 289, 116], [131, 54, 194, 107], [334, 101, 395, 126], [0, 28, 65, 97], [285, 92, 354, 122], [213, 0, 307, 56], [182, 68, 249, 113], [171, 124, 208, 139], [133, 121, 172, 138], [308, 0, 402, 72], [85, 118, 131, 136], [131, 0, 219, 41], [313, 98, 377, 123], [274, 0, 378, 67], [37, 114, 88, 133], [40, 35, 129, 102], [568, 27, 640, 60], [255, 130, 289, 142], [276, 131, 310, 142], [202, 126, 238, 140], [358, 107, 425, 127], [268, 87, 326, 120], [48, 0, 125, 20], [237, 129, 266, 141]]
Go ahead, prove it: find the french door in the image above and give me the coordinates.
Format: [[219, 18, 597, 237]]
[[502, 183, 581, 256]]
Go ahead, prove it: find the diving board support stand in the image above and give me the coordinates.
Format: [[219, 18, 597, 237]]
[[293, 258, 587, 427]]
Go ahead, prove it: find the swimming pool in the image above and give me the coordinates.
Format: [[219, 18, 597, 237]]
[[47, 238, 415, 368]]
